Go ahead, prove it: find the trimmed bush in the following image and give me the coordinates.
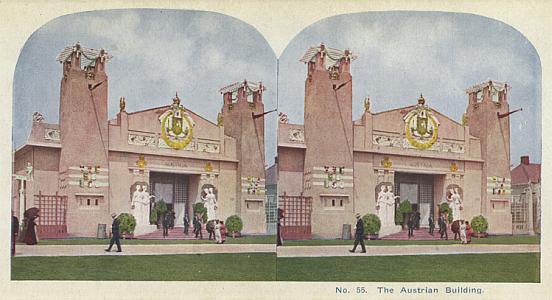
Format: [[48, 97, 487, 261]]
[[193, 202, 208, 223], [471, 215, 489, 233], [362, 213, 381, 235], [396, 200, 412, 225], [439, 202, 453, 223], [226, 215, 243, 235], [150, 199, 168, 225], [118, 213, 136, 234]]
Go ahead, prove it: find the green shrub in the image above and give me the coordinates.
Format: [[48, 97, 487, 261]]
[[193, 202, 208, 223], [471, 215, 489, 233], [118, 213, 136, 234], [226, 215, 243, 234], [150, 199, 168, 225], [439, 203, 453, 223], [362, 214, 381, 235], [395, 200, 412, 225]]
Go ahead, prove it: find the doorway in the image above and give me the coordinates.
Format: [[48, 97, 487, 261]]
[[394, 173, 434, 227], [149, 172, 190, 227]]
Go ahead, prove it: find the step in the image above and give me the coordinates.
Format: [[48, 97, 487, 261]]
[[135, 227, 216, 240], [381, 228, 454, 240]]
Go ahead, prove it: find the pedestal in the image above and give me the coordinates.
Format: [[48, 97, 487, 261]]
[[378, 225, 402, 238], [134, 224, 158, 235]]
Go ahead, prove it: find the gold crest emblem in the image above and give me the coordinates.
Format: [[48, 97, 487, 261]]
[[404, 95, 440, 150]]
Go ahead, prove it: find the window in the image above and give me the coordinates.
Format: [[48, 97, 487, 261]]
[[321, 195, 348, 210], [491, 200, 507, 212], [76, 194, 103, 210], [245, 199, 263, 211]]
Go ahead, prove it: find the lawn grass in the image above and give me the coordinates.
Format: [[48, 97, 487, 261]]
[[13, 252, 538, 282], [35, 235, 276, 245], [276, 253, 540, 282], [282, 235, 540, 246], [12, 253, 276, 281]]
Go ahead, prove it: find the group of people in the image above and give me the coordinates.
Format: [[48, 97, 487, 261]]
[[11, 209, 41, 256], [189, 214, 227, 244], [459, 220, 472, 244]]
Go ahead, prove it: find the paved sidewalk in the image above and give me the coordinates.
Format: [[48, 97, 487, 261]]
[[15, 243, 276, 257], [277, 244, 540, 257]]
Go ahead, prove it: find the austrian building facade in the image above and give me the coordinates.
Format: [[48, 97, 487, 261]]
[[277, 43, 514, 239], [12, 44, 268, 237]]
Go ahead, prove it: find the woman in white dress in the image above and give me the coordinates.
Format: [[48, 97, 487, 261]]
[[459, 220, 467, 244], [214, 220, 222, 244]]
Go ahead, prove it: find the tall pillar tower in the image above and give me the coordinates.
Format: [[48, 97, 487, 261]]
[[56, 43, 111, 236], [465, 80, 513, 234], [220, 80, 266, 233], [300, 43, 357, 238]]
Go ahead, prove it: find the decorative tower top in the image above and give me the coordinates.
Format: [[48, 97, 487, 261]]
[[417, 94, 425, 105], [465, 80, 510, 104], [173, 92, 181, 106], [299, 43, 358, 70], [56, 43, 112, 70], [219, 80, 265, 107]]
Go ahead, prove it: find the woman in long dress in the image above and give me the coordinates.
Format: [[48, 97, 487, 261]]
[[23, 216, 38, 245], [220, 221, 227, 244]]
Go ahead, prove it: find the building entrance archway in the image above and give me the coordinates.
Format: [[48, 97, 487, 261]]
[[394, 173, 434, 227]]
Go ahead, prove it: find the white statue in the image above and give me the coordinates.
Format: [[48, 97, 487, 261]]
[[376, 185, 401, 237], [376, 185, 396, 228], [132, 185, 150, 227], [446, 188, 462, 221], [449, 188, 463, 221], [26, 162, 33, 181], [203, 187, 218, 221]]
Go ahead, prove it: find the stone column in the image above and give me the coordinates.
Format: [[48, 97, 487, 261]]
[[17, 177, 26, 222]]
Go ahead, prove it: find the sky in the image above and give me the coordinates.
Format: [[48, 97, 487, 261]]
[[13, 10, 541, 166], [13, 9, 278, 164], [278, 11, 542, 164]]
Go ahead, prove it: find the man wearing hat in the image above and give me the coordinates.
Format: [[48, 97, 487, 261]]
[[349, 213, 366, 253], [105, 213, 122, 252]]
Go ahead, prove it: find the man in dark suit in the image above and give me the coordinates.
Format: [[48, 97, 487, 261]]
[[105, 213, 122, 252], [349, 213, 366, 253], [439, 214, 448, 240], [407, 214, 414, 239], [414, 211, 421, 230], [194, 214, 203, 239], [11, 211, 19, 256], [183, 213, 190, 235], [162, 213, 170, 238], [428, 215, 435, 235]]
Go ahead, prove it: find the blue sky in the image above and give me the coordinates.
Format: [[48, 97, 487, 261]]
[[278, 11, 541, 164], [13, 9, 278, 164], [13, 10, 541, 165]]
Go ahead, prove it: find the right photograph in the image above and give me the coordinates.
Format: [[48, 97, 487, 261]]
[[274, 11, 540, 283]]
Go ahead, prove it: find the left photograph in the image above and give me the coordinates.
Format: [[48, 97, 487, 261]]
[[11, 9, 277, 281]]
